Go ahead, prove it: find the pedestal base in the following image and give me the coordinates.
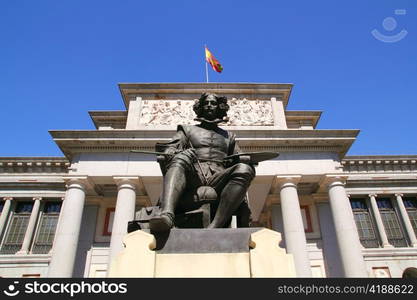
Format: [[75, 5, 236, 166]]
[[108, 228, 295, 278]]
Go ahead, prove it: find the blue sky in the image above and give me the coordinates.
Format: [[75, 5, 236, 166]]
[[0, 0, 416, 157]]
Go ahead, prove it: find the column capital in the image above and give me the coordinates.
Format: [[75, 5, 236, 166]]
[[63, 176, 95, 193], [275, 175, 301, 189], [318, 175, 348, 191], [395, 193, 404, 198], [368, 193, 378, 198], [32, 197, 43, 201], [2, 197, 13, 201], [113, 176, 140, 190]]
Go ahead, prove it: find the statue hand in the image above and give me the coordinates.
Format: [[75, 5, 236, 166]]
[[238, 155, 251, 164], [164, 148, 178, 156], [223, 155, 251, 167], [223, 158, 234, 168], [181, 148, 197, 162]]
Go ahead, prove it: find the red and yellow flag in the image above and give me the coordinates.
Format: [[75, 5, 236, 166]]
[[205, 46, 223, 73]]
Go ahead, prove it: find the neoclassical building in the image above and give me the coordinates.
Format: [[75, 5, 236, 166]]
[[0, 83, 416, 278]]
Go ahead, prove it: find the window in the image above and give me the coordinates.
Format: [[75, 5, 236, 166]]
[[403, 197, 417, 236], [377, 198, 408, 247], [350, 199, 379, 248], [31, 202, 61, 254], [0, 201, 4, 214], [300, 205, 313, 233], [0, 202, 33, 254], [103, 207, 115, 236]]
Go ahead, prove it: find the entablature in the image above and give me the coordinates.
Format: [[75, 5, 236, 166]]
[[49, 129, 358, 160], [0, 157, 69, 174], [342, 155, 417, 173]]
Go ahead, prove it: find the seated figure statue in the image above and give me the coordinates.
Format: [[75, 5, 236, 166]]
[[149, 93, 256, 232]]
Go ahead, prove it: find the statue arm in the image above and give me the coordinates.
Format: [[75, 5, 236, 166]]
[[155, 130, 189, 174], [164, 131, 188, 155], [155, 130, 188, 154]]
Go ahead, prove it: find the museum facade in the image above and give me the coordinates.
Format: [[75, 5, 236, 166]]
[[0, 83, 416, 278]]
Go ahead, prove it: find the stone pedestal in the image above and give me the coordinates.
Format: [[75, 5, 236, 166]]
[[108, 228, 296, 278]]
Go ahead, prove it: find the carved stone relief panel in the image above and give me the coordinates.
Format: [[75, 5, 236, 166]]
[[139, 100, 196, 126], [139, 99, 274, 126]]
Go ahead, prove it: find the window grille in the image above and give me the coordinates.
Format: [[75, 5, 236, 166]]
[[350, 199, 379, 248], [377, 198, 408, 247], [31, 202, 61, 254], [0, 202, 33, 254], [404, 197, 417, 236]]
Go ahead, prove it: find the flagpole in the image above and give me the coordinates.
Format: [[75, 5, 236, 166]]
[[205, 61, 209, 83], [204, 45, 209, 83]]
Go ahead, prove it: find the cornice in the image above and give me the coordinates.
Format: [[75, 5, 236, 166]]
[[88, 110, 127, 129], [342, 157, 417, 173], [49, 129, 358, 160], [49, 128, 359, 139], [285, 110, 322, 128], [0, 157, 69, 174], [118, 82, 293, 109], [345, 155, 417, 160]]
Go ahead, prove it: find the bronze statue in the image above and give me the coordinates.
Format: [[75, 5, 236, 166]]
[[144, 93, 255, 232], [131, 93, 278, 232]]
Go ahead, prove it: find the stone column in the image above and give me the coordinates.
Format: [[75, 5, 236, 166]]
[[278, 176, 312, 277], [395, 194, 417, 247], [368, 194, 392, 248], [17, 197, 42, 254], [0, 197, 13, 237], [108, 177, 138, 265], [326, 177, 367, 277], [48, 178, 89, 277]]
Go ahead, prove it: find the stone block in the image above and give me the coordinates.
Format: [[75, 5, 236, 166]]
[[108, 228, 295, 278]]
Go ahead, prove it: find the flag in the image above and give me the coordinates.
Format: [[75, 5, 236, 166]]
[[205, 46, 223, 73]]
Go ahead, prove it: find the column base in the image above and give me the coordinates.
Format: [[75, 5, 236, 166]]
[[16, 250, 29, 255]]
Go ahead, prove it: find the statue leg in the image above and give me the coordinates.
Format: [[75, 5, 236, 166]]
[[160, 166, 187, 215], [150, 153, 193, 232], [207, 163, 255, 229], [207, 182, 247, 228], [149, 166, 186, 232]]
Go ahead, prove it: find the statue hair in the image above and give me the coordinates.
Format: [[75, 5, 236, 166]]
[[193, 93, 229, 119]]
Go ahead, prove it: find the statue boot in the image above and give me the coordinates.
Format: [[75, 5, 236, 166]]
[[149, 166, 185, 232]]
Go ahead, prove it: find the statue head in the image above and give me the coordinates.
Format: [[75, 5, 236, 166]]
[[193, 93, 229, 121]]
